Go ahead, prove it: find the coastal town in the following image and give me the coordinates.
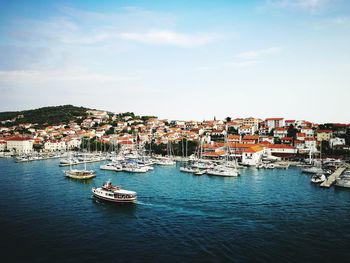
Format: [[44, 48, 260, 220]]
[[0, 106, 349, 169]]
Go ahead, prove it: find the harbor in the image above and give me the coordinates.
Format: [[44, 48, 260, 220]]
[[1, 157, 350, 262]]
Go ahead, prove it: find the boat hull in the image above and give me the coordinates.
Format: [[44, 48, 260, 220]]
[[64, 171, 96, 180], [92, 191, 136, 203]]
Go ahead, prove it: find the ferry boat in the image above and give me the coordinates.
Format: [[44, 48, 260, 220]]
[[92, 180, 137, 203]]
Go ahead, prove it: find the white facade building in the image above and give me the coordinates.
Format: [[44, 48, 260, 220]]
[[238, 125, 256, 135], [241, 146, 265, 166], [44, 140, 66, 152], [6, 138, 33, 154], [300, 128, 314, 138], [66, 138, 82, 150], [304, 138, 317, 152], [265, 118, 285, 131], [329, 137, 346, 148], [0, 141, 6, 151]]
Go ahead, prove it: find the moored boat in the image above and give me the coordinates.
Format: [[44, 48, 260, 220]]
[[92, 180, 137, 203], [206, 166, 239, 177], [64, 169, 96, 179], [302, 166, 324, 174], [311, 173, 326, 184], [100, 163, 123, 171]]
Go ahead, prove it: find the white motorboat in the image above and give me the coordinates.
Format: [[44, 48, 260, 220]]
[[193, 169, 206, 176], [256, 163, 267, 169], [100, 163, 123, 172], [191, 161, 215, 169], [92, 180, 137, 203], [206, 166, 239, 177], [302, 166, 324, 174], [123, 163, 148, 173], [311, 173, 326, 184], [335, 172, 350, 188], [180, 166, 196, 173], [267, 163, 275, 169], [155, 158, 176, 166]]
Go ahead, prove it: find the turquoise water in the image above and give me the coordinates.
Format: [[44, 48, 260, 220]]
[[0, 158, 350, 262]]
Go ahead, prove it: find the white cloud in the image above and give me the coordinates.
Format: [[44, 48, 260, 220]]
[[195, 47, 281, 71], [117, 30, 218, 47], [0, 68, 135, 85], [332, 16, 350, 25], [237, 47, 282, 60], [267, 0, 329, 12]]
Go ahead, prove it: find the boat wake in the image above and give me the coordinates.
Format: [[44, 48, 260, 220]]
[[137, 200, 223, 218]]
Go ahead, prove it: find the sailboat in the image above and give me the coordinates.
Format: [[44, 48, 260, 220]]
[[64, 139, 96, 179], [155, 141, 176, 165], [206, 133, 239, 177]]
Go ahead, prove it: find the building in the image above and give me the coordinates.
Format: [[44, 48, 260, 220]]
[[0, 140, 6, 151], [265, 118, 284, 131], [6, 137, 33, 154], [44, 140, 66, 152], [316, 130, 333, 141], [304, 138, 317, 152], [242, 117, 260, 130], [273, 127, 288, 139], [238, 125, 256, 135], [300, 128, 314, 138], [241, 146, 265, 166], [329, 137, 346, 148], [266, 144, 297, 157]]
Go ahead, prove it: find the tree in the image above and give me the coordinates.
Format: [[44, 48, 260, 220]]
[[105, 127, 115, 135], [227, 127, 238, 134], [287, 124, 298, 139], [225, 117, 232, 123]]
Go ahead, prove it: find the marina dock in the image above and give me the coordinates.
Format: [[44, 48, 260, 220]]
[[59, 158, 107, 167], [16, 155, 64, 163], [320, 167, 346, 188]]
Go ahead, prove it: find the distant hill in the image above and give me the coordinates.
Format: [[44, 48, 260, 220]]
[[0, 105, 93, 126]]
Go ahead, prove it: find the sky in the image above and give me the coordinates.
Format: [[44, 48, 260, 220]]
[[0, 0, 349, 123]]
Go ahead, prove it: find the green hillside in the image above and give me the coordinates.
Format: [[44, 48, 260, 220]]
[[0, 105, 92, 126]]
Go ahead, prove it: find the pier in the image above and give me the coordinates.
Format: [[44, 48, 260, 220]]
[[320, 167, 346, 188], [59, 158, 107, 167]]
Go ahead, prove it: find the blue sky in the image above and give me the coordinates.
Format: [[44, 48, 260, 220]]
[[0, 0, 349, 123]]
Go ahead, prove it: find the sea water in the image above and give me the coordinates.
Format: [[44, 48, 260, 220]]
[[0, 158, 350, 262]]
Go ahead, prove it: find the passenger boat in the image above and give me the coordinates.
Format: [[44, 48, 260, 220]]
[[311, 173, 326, 184], [92, 180, 137, 203]]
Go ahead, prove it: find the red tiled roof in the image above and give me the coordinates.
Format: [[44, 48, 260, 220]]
[[266, 144, 295, 149], [6, 137, 32, 141], [202, 151, 225, 157], [266, 118, 284, 121]]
